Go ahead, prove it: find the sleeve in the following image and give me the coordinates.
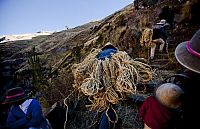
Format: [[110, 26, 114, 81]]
[[25, 99, 44, 127], [139, 97, 150, 121], [6, 107, 28, 129]]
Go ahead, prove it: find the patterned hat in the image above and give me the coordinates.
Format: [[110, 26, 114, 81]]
[[2, 87, 27, 104]]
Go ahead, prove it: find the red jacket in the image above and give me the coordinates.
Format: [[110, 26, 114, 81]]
[[139, 96, 178, 129]]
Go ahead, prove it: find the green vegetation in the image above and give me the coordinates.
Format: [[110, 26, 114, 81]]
[[28, 47, 48, 94], [74, 45, 81, 62], [96, 34, 104, 45]]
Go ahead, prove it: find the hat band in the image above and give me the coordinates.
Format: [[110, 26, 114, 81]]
[[6, 92, 25, 99], [186, 41, 200, 58]]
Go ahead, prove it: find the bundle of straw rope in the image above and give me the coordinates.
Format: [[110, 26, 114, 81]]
[[140, 28, 153, 47], [72, 49, 153, 112]]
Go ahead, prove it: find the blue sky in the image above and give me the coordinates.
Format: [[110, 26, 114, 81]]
[[0, 0, 132, 35]]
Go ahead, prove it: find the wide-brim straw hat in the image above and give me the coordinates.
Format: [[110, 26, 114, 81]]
[[2, 87, 27, 104], [156, 83, 184, 109], [175, 29, 200, 74]]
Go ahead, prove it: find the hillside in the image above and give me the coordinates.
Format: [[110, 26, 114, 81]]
[[1, 0, 200, 128]]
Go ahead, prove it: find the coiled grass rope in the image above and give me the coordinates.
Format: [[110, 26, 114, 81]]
[[73, 49, 153, 112]]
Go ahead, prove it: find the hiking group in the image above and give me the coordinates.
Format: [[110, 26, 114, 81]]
[[96, 28, 200, 129], [1, 27, 200, 129], [1, 2, 200, 129]]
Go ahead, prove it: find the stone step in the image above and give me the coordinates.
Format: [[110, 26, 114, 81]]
[[150, 63, 170, 69], [150, 64, 161, 69], [151, 59, 169, 63]]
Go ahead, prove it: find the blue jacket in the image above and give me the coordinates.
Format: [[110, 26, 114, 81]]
[[6, 99, 48, 129], [96, 48, 117, 60]]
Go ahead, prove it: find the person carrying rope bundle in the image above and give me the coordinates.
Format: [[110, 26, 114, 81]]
[[73, 42, 153, 129], [95, 43, 120, 129], [140, 20, 169, 60]]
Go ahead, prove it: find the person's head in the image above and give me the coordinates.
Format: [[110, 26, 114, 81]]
[[162, 6, 169, 12], [101, 42, 117, 51], [155, 83, 184, 109], [175, 29, 200, 74], [2, 87, 28, 105]]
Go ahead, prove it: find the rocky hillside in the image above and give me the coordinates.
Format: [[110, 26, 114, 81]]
[[1, 0, 200, 128]]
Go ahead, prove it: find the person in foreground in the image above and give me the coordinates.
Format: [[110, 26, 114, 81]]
[[139, 83, 184, 129], [3, 87, 49, 129], [173, 28, 200, 129]]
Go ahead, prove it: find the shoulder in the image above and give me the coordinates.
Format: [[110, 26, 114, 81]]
[[29, 99, 41, 106], [145, 96, 157, 102], [9, 105, 18, 112], [143, 96, 163, 108], [141, 96, 157, 108]]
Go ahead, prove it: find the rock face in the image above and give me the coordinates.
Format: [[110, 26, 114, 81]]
[[0, 0, 200, 128]]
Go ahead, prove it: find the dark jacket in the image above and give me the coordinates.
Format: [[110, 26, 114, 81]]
[[163, 69, 200, 129], [175, 70, 200, 129], [152, 24, 168, 41]]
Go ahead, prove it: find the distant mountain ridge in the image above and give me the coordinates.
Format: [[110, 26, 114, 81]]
[[0, 31, 52, 43]]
